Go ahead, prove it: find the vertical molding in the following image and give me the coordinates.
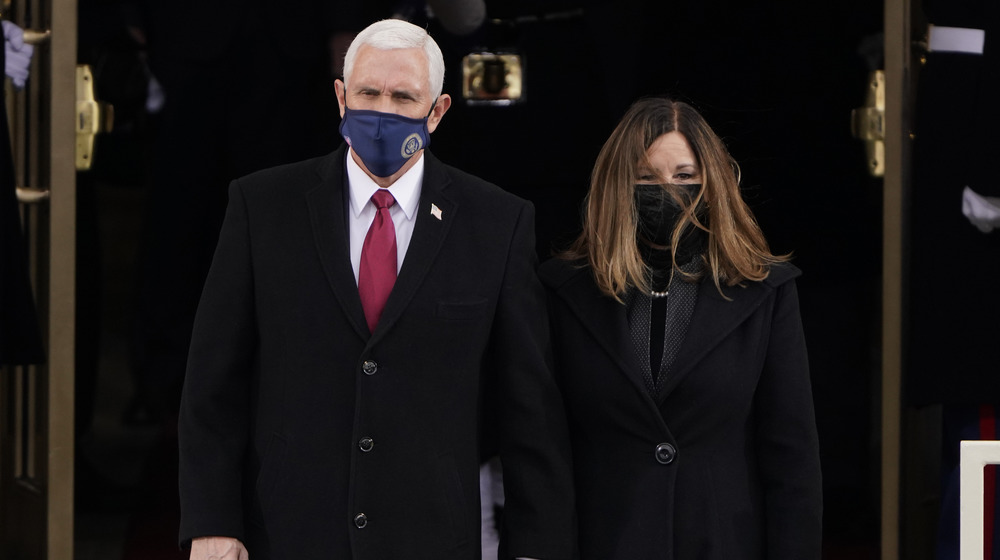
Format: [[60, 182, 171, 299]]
[[883, 0, 911, 557], [960, 441, 1000, 558], [46, 0, 76, 556]]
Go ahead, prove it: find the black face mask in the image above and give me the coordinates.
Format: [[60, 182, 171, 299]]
[[634, 183, 707, 274], [634, 183, 702, 246]]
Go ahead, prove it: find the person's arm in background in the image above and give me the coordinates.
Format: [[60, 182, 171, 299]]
[[921, 0, 1000, 233], [489, 202, 576, 560], [178, 181, 258, 555]]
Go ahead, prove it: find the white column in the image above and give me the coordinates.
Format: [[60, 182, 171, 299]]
[[960, 440, 1000, 559]]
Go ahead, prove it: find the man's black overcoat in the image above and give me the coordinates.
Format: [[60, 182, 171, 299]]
[[178, 145, 575, 559]]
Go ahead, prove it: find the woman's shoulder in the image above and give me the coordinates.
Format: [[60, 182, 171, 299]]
[[762, 261, 802, 289]]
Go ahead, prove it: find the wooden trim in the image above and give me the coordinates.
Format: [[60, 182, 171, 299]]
[[46, 0, 77, 556], [882, 0, 911, 557]]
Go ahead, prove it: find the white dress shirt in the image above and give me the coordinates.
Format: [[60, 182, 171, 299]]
[[346, 148, 423, 284]]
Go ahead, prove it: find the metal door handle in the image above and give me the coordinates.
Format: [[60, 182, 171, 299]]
[[22, 28, 51, 44], [16, 187, 51, 204], [6, 24, 52, 203]]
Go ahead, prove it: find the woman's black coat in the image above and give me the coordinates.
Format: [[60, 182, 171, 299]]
[[539, 259, 822, 560]]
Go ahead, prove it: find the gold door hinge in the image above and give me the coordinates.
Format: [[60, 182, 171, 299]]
[[76, 64, 113, 171], [851, 70, 885, 178]]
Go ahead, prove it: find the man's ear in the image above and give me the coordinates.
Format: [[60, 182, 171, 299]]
[[335, 79, 347, 118], [426, 94, 452, 133]]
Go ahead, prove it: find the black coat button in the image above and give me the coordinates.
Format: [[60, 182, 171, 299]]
[[362, 360, 377, 375], [655, 443, 676, 465], [354, 513, 368, 528], [359, 437, 374, 452]]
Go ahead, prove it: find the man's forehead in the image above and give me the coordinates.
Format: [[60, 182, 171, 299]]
[[354, 45, 426, 70], [349, 47, 430, 94]]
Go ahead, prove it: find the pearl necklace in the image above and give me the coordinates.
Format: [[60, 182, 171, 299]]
[[649, 289, 669, 299]]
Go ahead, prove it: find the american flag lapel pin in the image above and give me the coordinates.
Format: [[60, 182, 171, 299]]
[[430, 203, 443, 220]]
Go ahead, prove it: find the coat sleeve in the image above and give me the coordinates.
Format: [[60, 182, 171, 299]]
[[177, 180, 257, 547], [491, 202, 576, 560], [754, 279, 823, 559]]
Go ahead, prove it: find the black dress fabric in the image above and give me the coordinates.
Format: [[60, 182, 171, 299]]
[[626, 257, 700, 401]]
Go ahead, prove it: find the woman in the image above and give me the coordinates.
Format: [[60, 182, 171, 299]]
[[539, 97, 822, 559]]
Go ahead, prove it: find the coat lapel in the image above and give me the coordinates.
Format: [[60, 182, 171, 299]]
[[554, 271, 654, 404], [661, 278, 773, 396], [307, 147, 370, 341], [367, 152, 456, 344], [551, 265, 780, 411]]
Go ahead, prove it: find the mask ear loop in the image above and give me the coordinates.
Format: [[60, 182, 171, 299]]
[[425, 97, 439, 118]]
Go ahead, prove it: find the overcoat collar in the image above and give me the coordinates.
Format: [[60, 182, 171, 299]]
[[541, 260, 795, 405], [306, 145, 457, 345]]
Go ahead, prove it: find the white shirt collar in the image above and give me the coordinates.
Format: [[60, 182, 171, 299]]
[[346, 148, 423, 219]]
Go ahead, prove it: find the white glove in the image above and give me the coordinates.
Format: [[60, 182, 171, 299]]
[[962, 186, 1000, 233], [146, 72, 165, 113], [3, 20, 35, 90]]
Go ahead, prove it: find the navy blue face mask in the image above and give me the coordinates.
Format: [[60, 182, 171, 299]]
[[339, 106, 432, 177]]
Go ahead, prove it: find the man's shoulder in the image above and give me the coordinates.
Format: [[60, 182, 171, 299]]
[[427, 151, 528, 208], [234, 147, 344, 193]]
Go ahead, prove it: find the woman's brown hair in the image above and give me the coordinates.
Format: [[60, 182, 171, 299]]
[[562, 97, 787, 300]]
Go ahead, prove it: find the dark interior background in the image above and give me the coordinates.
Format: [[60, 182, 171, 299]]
[[73, 1, 884, 558]]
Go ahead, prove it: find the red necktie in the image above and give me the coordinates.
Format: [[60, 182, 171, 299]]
[[359, 189, 397, 333]]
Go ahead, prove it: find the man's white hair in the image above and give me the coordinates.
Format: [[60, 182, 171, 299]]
[[342, 19, 446, 101]]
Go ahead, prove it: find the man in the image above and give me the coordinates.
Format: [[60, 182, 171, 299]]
[[906, 1, 1000, 557], [178, 18, 574, 560]]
